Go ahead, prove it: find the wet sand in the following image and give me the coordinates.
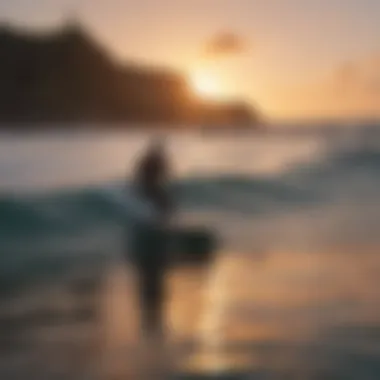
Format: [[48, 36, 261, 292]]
[[1, 247, 379, 379]]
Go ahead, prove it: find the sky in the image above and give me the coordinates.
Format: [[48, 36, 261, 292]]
[[1, 0, 380, 120]]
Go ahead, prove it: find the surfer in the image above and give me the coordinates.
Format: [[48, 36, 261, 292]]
[[130, 137, 174, 339], [134, 137, 173, 220]]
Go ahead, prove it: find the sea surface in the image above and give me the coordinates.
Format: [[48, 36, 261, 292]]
[[1, 123, 380, 379]]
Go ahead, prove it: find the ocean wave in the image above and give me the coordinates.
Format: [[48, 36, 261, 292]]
[[1, 142, 379, 240], [1, 139, 379, 293]]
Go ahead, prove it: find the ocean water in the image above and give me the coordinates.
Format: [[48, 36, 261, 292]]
[[1, 124, 380, 379]]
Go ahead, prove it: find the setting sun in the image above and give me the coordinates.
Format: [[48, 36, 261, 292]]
[[191, 72, 222, 99]]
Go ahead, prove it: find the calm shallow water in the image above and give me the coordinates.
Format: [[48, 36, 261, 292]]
[[1, 125, 380, 378]]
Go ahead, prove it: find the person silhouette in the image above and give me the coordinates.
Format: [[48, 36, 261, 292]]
[[130, 137, 174, 339], [134, 137, 173, 220]]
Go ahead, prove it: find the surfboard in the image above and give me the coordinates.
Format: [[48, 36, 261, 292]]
[[170, 227, 218, 266], [129, 224, 218, 268], [105, 187, 219, 266]]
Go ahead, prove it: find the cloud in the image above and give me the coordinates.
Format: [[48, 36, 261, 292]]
[[202, 32, 248, 59]]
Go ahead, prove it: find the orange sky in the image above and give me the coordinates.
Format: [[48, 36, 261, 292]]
[[1, 0, 380, 119]]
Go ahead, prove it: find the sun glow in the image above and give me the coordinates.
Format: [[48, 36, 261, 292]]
[[191, 71, 223, 99]]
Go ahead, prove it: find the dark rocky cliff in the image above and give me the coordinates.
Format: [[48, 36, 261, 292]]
[[0, 24, 260, 127]]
